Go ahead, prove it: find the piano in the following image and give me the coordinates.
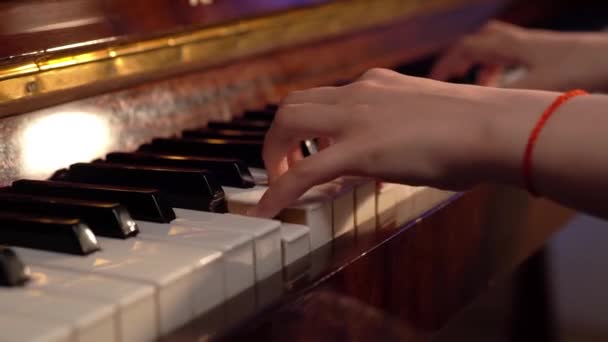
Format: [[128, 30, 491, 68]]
[[0, 0, 594, 341]]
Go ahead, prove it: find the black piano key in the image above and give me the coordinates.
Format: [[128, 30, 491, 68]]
[[141, 138, 265, 168], [182, 128, 265, 141], [0, 193, 138, 239], [0, 213, 100, 255], [0, 247, 29, 287], [243, 109, 275, 121], [207, 119, 270, 132], [105, 152, 255, 188], [265, 104, 279, 112], [10, 180, 176, 223], [55, 163, 227, 212]]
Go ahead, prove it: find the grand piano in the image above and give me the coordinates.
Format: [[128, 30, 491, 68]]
[[0, 0, 601, 341]]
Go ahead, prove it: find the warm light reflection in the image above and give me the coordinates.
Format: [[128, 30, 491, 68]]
[[30, 270, 46, 285], [126, 220, 138, 233], [168, 225, 191, 236], [21, 112, 110, 177], [93, 258, 112, 267]]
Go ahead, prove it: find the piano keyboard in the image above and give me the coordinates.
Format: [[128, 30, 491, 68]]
[[0, 105, 454, 342]]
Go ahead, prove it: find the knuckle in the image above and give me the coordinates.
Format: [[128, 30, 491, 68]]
[[273, 105, 296, 129], [361, 68, 389, 80], [351, 80, 377, 91], [282, 90, 303, 104]]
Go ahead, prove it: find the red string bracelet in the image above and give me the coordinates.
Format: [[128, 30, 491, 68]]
[[523, 89, 589, 196]]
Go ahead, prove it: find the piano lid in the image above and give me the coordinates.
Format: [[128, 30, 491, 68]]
[[0, 0, 477, 116]]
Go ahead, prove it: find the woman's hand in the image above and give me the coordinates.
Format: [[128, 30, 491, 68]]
[[431, 21, 608, 91], [249, 69, 555, 218]]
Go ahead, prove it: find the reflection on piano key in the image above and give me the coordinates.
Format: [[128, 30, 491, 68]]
[[182, 128, 265, 141], [0, 213, 100, 255], [10, 180, 176, 223], [141, 138, 265, 169], [16, 238, 224, 335], [0, 192, 139, 239], [26, 265, 157, 342]]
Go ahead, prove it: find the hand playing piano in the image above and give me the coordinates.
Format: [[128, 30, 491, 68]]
[[430, 21, 608, 91], [249, 68, 557, 218]]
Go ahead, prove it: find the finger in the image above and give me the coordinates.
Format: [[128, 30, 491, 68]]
[[250, 143, 354, 218], [507, 74, 553, 90], [477, 64, 505, 87], [429, 47, 477, 81], [317, 137, 332, 151], [430, 30, 524, 82], [357, 68, 402, 82], [282, 87, 341, 105], [264, 104, 347, 181], [287, 144, 304, 169]]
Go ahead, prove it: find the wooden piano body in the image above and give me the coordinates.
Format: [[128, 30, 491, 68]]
[[0, 0, 593, 340]]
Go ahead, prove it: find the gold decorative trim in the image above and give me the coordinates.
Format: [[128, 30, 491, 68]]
[[0, 0, 467, 107]]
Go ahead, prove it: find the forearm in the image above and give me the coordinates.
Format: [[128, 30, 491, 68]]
[[481, 90, 608, 218], [559, 32, 608, 92]]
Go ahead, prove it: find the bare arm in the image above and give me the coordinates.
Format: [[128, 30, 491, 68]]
[[249, 69, 608, 219], [488, 93, 608, 218]]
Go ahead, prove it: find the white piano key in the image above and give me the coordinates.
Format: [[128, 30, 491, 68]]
[[0, 312, 72, 342], [0, 288, 115, 342], [137, 219, 255, 299], [354, 181, 377, 235], [16, 237, 223, 336], [224, 185, 333, 250], [173, 209, 281, 281], [394, 184, 418, 227], [393, 186, 456, 226], [326, 184, 356, 239], [280, 223, 311, 266], [248, 168, 268, 183], [242, 170, 360, 241], [376, 183, 400, 228], [414, 187, 456, 216], [26, 265, 157, 342]]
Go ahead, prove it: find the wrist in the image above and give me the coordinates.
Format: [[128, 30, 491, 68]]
[[475, 88, 558, 187]]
